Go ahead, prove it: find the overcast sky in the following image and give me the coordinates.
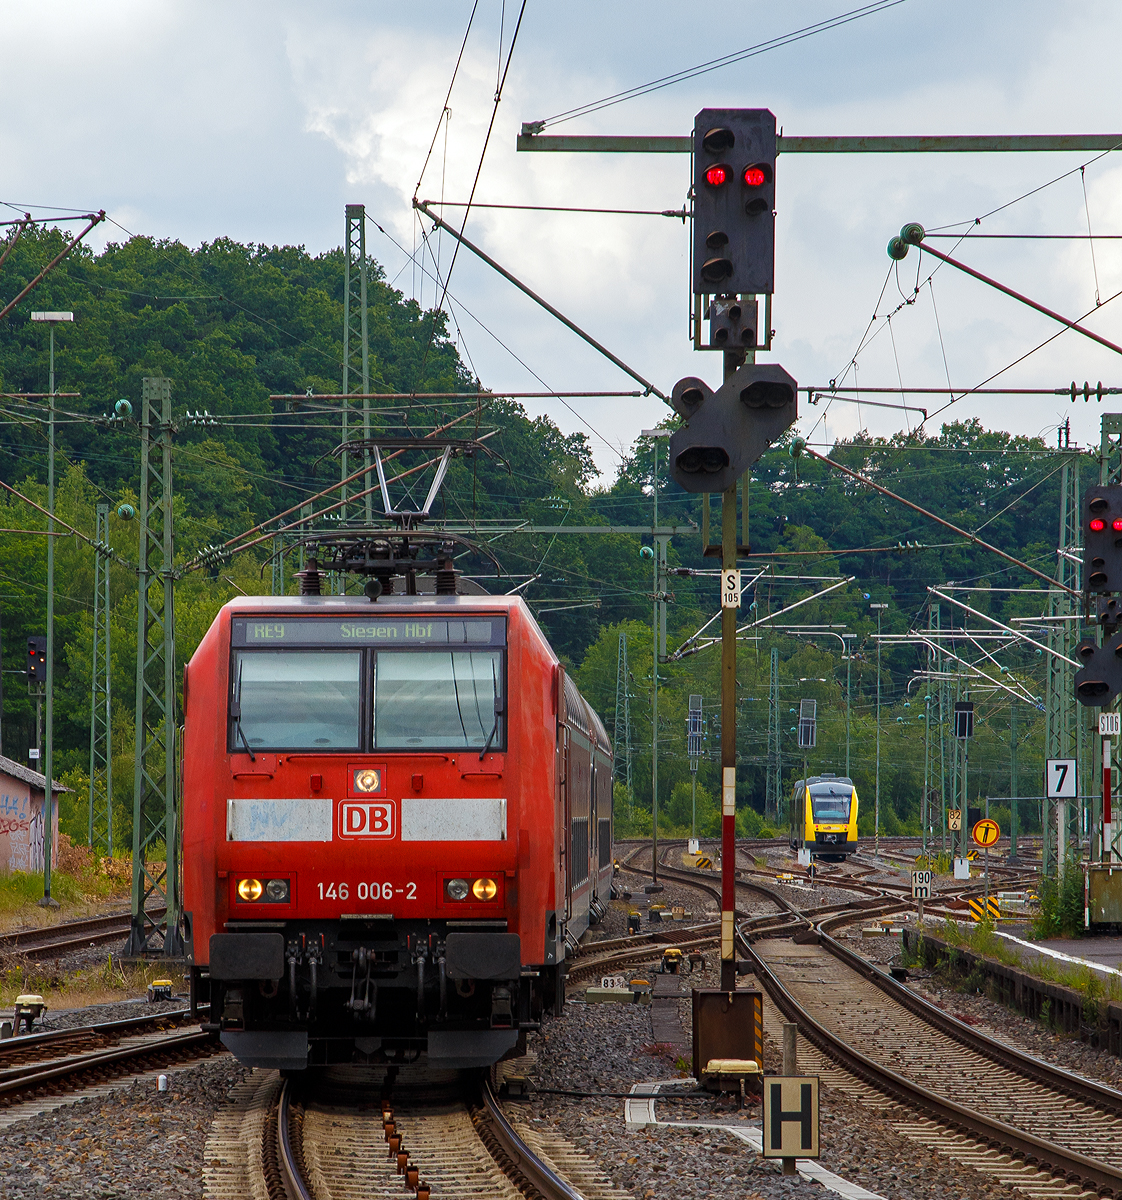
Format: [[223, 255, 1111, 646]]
[[4, 0, 1122, 478]]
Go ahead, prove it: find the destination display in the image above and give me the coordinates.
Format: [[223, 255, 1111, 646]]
[[232, 616, 505, 647]]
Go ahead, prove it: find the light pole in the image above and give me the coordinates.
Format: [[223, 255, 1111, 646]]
[[31, 311, 72, 908], [641, 429, 670, 882], [870, 603, 888, 858]]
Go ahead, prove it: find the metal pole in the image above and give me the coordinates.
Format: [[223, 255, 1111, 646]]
[[985, 794, 990, 913], [88, 503, 112, 855], [1010, 698, 1018, 860], [781, 1023, 797, 1176], [1104, 737, 1112, 863], [651, 438, 659, 883], [40, 325, 56, 906], [845, 649, 851, 780], [871, 604, 887, 857], [720, 348, 742, 992]]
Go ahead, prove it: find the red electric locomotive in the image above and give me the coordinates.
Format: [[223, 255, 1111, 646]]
[[183, 593, 613, 1070]]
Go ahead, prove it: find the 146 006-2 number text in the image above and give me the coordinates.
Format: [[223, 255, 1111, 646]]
[[317, 881, 417, 901]]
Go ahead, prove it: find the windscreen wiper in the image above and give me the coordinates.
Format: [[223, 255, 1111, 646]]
[[231, 661, 256, 762], [479, 695, 504, 761]]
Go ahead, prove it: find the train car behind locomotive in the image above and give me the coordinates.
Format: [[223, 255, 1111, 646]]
[[183, 594, 612, 1071]]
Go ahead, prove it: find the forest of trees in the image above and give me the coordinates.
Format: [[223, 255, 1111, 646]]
[[0, 224, 1083, 850]]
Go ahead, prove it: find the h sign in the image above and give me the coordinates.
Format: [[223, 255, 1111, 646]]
[[339, 800, 396, 838], [762, 1076, 820, 1158]]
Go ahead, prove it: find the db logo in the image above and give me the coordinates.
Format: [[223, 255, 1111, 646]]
[[339, 800, 396, 838]]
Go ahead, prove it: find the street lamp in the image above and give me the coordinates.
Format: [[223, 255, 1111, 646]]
[[30, 311, 73, 909], [640, 428, 670, 881], [869, 603, 889, 858]]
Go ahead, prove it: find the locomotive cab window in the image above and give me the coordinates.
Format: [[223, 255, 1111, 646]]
[[373, 650, 503, 750], [230, 651, 363, 751], [229, 616, 506, 754], [809, 784, 854, 824]]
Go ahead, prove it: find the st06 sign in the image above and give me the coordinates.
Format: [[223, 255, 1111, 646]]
[[339, 799, 396, 838]]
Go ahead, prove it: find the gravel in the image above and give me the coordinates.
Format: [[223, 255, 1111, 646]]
[[0, 1054, 247, 1198], [519, 874, 1025, 1200], [30, 997, 190, 1034], [842, 920, 1122, 1092], [517, 979, 1025, 1200]]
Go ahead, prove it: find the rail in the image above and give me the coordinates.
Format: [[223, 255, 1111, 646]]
[[742, 920, 1122, 1196]]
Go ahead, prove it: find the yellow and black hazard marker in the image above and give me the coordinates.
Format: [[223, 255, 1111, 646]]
[[966, 849, 980, 861], [695, 855, 713, 869], [968, 896, 1001, 921]]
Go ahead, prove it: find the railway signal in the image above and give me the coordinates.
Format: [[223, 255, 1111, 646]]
[[667, 363, 798, 493], [26, 636, 46, 684], [1083, 484, 1122, 595], [693, 108, 776, 299], [1074, 631, 1122, 706]]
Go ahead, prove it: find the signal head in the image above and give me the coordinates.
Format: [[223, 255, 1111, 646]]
[[702, 127, 736, 154], [670, 376, 713, 420]]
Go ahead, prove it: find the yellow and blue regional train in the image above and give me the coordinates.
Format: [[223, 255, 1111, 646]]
[[789, 774, 859, 861]]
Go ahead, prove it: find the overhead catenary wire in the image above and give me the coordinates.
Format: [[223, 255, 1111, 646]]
[[531, 1, 908, 129]]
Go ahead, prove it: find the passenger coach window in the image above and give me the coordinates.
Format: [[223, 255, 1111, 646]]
[[232, 651, 362, 750], [373, 650, 503, 750]]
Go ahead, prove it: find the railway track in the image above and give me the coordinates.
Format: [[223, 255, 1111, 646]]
[[746, 908, 1122, 1197], [0, 1006, 201, 1068], [266, 1067, 599, 1200], [0, 907, 166, 961], [0, 1023, 219, 1110]]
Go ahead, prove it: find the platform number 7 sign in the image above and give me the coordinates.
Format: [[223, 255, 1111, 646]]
[[1045, 758, 1077, 800]]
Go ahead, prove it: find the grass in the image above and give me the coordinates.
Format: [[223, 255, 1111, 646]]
[[0, 834, 165, 1009], [0, 834, 133, 934], [926, 915, 1122, 1018], [914, 851, 954, 875], [0, 952, 180, 1009]]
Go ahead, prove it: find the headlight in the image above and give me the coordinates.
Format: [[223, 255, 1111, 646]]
[[354, 768, 381, 793], [237, 878, 263, 902], [445, 878, 470, 901], [265, 878, 290, 902], [472, 877, 498, 901]]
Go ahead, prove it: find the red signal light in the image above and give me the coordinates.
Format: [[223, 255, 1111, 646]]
[[1091, 518, 1106, 531], [1113, 519, 1122, 531], [705, 164, 730, 187], [743, 165, 767, 187]]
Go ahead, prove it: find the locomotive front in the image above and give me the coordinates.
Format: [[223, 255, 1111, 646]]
[[183, 595, 562, 1070]]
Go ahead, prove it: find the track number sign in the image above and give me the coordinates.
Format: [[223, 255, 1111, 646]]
[[721, 569, 741, 609], [1045, 758, 1077, 800], [971, 818, 1000, 848], [947, 809, 962, 831], [911, 870, 932, 900]]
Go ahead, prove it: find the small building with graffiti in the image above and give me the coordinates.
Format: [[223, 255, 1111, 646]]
[[0, 755, 67, 873]]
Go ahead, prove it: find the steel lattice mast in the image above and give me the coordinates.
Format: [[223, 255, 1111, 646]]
[[767, 646, 781, 822], [88, 502, 112, 855], [126, 377, 182, 957], [343, 204, 371, 527], [1044, 453, 1080, 875]]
